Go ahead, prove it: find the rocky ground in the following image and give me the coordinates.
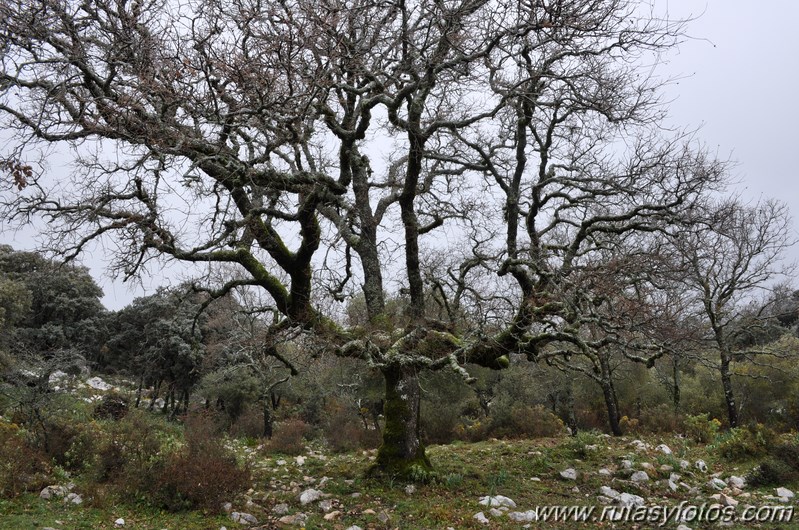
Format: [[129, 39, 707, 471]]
[[5, 431, 798, 529]]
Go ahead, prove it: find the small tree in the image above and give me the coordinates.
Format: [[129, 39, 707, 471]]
[[671, 199, 795, 427]]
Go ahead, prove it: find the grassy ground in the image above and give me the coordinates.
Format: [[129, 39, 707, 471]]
[[2, 432, 798, 529]]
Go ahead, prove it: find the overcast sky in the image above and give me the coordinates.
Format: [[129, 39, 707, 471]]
[[5, 0, 798, 310]]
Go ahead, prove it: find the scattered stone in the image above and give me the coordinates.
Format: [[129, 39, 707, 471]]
[[40, 485, 68, 500], [720, 493, 739, 507], [295, 456, 306, 466], [508, 510, 538, 522], [695, 460, 708, 473], [655, 444, 672, 455], [618, 492, 645, 508], [276, 459, 287, 466], [344, 526, 363, 530], [86, 376, 113, 391], [362, 509, 376, 515], [598, 468, 612, 477], [64, 492, 83, 505], [230, 512, 258, 525], [489, 508, 504, 517], [473, 512, 490, 525], [585, 444, 599, 451], [667, 480, 679, 492], [319, 499, 334, 512], [405, 484, 416, 495], [530, 477, 542, 481], [670, 473, 682, 483], [479, 495, 517, 508], [272, 503, 289, 515], [222, 502, 233, 513], [323, 511, 341, 521], [114, 518, 125, 528], [630, 471, 649, 483], [640, 462, 654, 471], [676, 525, 692, 530], [660, 464, 673, 473], [621, 460, 633, 470], [299, 488, 323, 505], [599, 486, 620, 500], [560, 468, 578, 480], [278, 513, 308, 526], [679, 460, 690, 470], [571, 486, 580, 493], [776, 487, 795, 500], [350, 492, 361, 498], [377, 511, 390, 524], [630, 440, 649, 451], [727, 476, 746, 489], [708, 478, 727, 490]]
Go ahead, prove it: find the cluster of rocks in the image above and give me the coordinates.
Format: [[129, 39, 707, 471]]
[[470, 440, 797, 528]]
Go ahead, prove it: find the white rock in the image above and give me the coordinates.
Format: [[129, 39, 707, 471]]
[[670, 473, 682, 483], [630, 471, 649, 483], [479, 495, 517, 508], [695, 460, 708, 473], [39, 485, 68, 500], [676, 525, 692, 530], [114, 518, 125, 527], [405, 484, 415, 495], [618, 492, 645, 508], [720, 493, 738, 507], [295, 456, 306, 466], [727, 476, 745, 489], [276, 459, 287, 466], [299, 488, 323, 505], [230, 512, 258, 525], [48, 370, 69, 384], [222, 502, 233, 513], [655, 444, 672, 455], [345, 526, 363, 530], [489, 508, 503, 517], [776, 487, 795, 499], [679, 460, 690, 470], [323, 511, 341, 521], [630, 440, 649, 451], [598, 468, 612, 476], [621, 459, 633, 470], [272, 503, 289, 515], [599, 486, 620, 500], [708, 478, 727, 490], [86, 376, 113, 391], [319, 499, 333, 512], [560, 468, 578, 480], [508, 510, 538, 522], [473, 512, 490, 525], [667, 480, 679, 492], [64, 493, 82, 505]]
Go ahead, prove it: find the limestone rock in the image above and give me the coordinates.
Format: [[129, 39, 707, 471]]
[[560, 468, 578, 480]]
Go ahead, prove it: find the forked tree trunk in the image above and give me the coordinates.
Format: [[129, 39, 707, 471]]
[[373, 364, 431, 480]]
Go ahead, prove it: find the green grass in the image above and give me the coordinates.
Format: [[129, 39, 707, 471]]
[[3, 434, 799, 529]]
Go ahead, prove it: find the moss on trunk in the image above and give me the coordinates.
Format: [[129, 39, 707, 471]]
[[371, 364, 432, 482]]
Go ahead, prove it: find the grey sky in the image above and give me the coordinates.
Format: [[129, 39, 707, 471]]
[[5, 0, 798, 310]]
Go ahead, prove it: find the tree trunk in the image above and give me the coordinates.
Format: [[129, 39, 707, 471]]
[[720, 354, 739, 427], [373, 365, 431, 480], [262, 399, 273, 439], [672, 356, 681, 411], [599, 358, 622, 436]]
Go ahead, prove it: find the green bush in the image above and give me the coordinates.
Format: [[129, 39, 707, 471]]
[[713, 424, 775, 461], [488, 404, 564, 439], [684, 413, 721, 443], [747, 440, 799, 487]]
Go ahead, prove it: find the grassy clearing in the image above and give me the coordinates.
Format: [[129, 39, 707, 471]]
[[3, 433, 799, 529]]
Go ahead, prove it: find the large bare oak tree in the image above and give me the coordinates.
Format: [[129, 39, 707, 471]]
[[1, 0, 725, 477]]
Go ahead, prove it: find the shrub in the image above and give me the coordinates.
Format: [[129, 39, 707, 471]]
[[267, 418, 311, 455], [322, 402, 381, 453], [637, 404, 684, 434], [0, 418, 50, 497], [229, 406, 267, 439], [488, 404, 564, 439], [747, 440, 799, 487], [93, 393, 129, 421], [153, 449, 250, 512], [713, 424, 775, 461], [684, 413, 721, 443]]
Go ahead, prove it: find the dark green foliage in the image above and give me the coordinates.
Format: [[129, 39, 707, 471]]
[[747, 441, 799, 487]]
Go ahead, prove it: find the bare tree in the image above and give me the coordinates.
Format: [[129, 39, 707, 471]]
[[671, 199, 795, 427], [1, 0, 725, 477]]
